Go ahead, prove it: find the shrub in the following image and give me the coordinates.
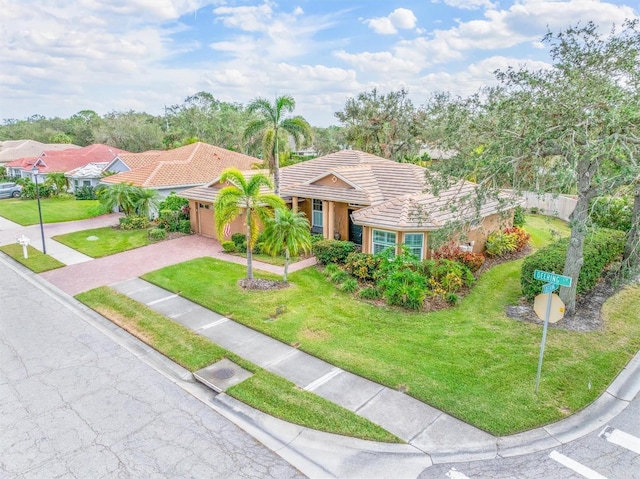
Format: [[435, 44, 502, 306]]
[[433, 241, 485, 272], [231, 233, 247, 252], [504, 226, 531, 252], [119, 215, 150, 230], [221, 241, 236, 253], [381, 269, 427, 310], [159, 192, 189, 216], [589, 196, 632, 231], [330, 270, 349, 284], [446, 293, 460, 305], [521, 228, 626, 300], [344, 252, 384, 282], [310, 234, 324, 244], [147, 227, 167, 241], [324, 263, 340, 277], [341, 278, 358, 293], [432, 259, 474, 288], [513, 205, 525, 227], [359, 286, 382, 300], [157, 209, 181, 231], [177, 219, 191, 234], [312, 240, 356, 265], [75, 185, 97, 200], [485, 230, 518, 257], [19, 181, 53, 199]]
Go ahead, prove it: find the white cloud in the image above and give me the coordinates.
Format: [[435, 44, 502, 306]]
[[365, 8, 418, 35], [435, 0, 497, 10]]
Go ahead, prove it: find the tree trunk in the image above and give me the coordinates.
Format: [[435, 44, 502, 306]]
[[246, 216, 253, 280], [283, 249, 289, 283], [560, 183, 591, 316], [622, 184, 640, 271], [274, 129, 280, 195]]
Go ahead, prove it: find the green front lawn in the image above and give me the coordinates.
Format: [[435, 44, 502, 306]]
[[140, 217, 640, 435], [0, 197, 105, 225], [77, 286, 398, 443], [0, 243, 65, 272], [53, 226, 151, 258]]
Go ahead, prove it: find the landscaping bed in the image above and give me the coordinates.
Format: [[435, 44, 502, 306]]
[[140, 216, 640, 435]]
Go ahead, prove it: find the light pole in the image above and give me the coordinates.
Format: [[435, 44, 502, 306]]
[[31, 166, 46, 254]]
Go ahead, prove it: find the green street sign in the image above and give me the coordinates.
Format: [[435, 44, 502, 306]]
[[542, 282, 558, 294], [533, 270, 572, 287]]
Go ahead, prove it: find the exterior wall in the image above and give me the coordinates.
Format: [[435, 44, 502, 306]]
[[189, 199, 249, 241], [467, 212, 513, 253], [313, 175, 351, 188], [333, 202, 349, 240]]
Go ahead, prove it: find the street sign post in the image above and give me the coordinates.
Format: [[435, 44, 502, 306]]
[[533, 270, 572, 393]]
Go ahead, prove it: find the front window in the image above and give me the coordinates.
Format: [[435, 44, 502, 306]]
[[372, 229, 397, 255], [312, 199, 323, 229], [404, 233, 424, 259]]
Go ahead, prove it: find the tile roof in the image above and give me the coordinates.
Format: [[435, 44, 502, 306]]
[[65, 162, 109, 178], [0, 140, 81, 163], [101, 142, 260, 189], [5, 144, 128, 173]]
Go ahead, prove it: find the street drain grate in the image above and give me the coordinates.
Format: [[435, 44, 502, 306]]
[[213, 368, 235, 380], [194, 358, 253, 393]]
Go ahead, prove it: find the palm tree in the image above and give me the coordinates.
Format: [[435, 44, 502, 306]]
[[215, 168, 284, 279], [97, 182, 137, 216], [261, 208, 312, 282], [243, 95, 312, 194], [133, 187, 160, 219], [44, 172, 69, 195]]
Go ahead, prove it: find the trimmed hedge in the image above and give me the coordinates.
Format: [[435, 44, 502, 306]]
[[521, 228, 626, 300], [312, 240, 356, 265]]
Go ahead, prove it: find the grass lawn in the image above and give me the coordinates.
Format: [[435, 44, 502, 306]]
[[53, 226, 151, 258], [141, 216, 640, 435], [76, 286, 398, 443], [0, 197, 105, 225], [523, 214, 571, 250], [0, 243, 65, 273]]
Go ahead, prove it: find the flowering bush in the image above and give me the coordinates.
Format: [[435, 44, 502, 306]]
[[433, 241, 485, 272]]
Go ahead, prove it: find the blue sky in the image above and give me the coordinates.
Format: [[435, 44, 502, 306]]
[[1, 1, 638, 127]]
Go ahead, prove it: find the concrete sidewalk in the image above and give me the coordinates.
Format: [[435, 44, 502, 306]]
[[0, 214, 122, 265], [109, 277, 640, 467]]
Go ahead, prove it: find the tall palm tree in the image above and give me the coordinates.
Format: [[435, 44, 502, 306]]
[[261, 208, 312, 282], [243, 95, 312, 194], [215, 168, 284, 279]]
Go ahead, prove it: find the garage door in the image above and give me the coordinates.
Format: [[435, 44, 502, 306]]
[[197, 203, 217, 238]]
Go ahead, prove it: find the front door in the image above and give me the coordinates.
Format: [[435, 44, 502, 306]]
[[348, 210, 363, 245]]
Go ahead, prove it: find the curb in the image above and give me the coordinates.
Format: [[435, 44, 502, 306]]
[[3, 254, 639, 477]]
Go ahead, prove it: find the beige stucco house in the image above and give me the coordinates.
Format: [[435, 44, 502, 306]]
[[180, 149, 517, 259]]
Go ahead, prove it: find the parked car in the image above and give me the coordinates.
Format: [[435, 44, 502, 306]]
[[0, 182, 22, 198]]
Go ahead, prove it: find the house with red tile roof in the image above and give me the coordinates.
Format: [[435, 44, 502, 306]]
[[180, 149, 520, 257], [99, 142, 260, 198], [0, 140, 81, 164], [5, 144, 128, 187]]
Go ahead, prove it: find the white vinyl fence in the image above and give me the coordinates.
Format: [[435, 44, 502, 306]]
[[520, 192, 577, 221]]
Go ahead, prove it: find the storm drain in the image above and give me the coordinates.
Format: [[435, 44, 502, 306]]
[[194, 358, 253, 393]]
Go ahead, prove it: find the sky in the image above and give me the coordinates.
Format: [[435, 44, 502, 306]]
[[1, 0, 638, 127]]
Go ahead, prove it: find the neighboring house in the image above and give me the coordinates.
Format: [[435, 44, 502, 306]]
[[0, 140, 81, 165], [180, 149, 518, 257], [5, 144, 128, 185], [65, 162, 109, 193], [99, 142, 260, 199]]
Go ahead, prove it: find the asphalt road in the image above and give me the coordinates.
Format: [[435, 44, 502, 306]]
[[0, 258, 305, 479], [419, 393, 640, 478]]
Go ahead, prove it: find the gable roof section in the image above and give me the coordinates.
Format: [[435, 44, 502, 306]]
[[5, 144, 127, 173], [65, 162, 109, 178], [351, 182, 514, 230], [101, 142, 260, 189]]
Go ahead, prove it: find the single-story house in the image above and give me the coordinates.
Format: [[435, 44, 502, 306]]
[[5, 144, 127, 185], [99, 142, 260, 199], [179, 149, 518, 258], [65, 162, 109, 192], [0, 140, 81, 165]]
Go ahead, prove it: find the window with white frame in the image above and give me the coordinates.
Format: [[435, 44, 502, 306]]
[[312, 199, 323, 228], [404, 233, 424, 259], [372, 229, 397, 255]]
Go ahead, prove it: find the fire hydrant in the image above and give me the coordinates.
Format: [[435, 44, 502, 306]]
[[17, 234, 30, 259]]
